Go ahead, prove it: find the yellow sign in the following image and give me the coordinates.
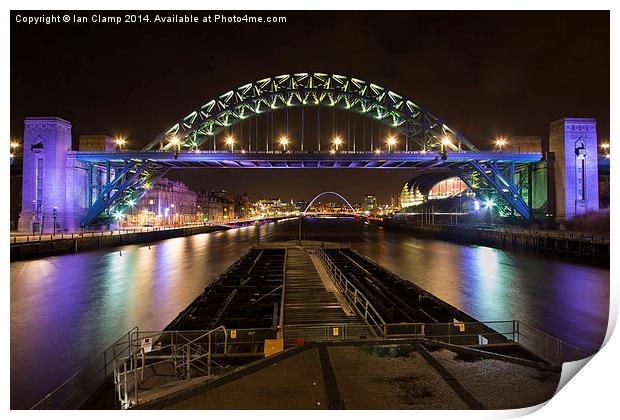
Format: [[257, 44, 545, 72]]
[[264, 339, 284, 357], [230, 330, 237, 339], [459, 324, 465, 332], [332, 327, 340, 336]]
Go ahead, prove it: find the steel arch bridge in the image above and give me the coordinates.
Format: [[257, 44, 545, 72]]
[[303, 191, 357, 214], [75, 72, 544, 227], [144, 72, 476, 152]]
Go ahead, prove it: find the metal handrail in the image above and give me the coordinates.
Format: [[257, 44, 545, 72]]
[[30, 326, 139, 410], [314, 247, 385, 336]]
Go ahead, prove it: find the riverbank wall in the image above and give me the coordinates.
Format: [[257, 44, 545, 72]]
[[372, 218, 609, 266], [10, 225, 231, 261]]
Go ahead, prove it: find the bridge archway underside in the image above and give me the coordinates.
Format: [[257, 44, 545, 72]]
[[78, 151, 541, 226], [144, 73, 477, 152]]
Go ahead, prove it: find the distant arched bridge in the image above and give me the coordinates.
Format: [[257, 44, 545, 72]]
[[303, 191, 357, 215]]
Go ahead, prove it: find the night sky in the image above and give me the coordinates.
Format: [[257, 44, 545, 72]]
[[10, 11, 609, 203]]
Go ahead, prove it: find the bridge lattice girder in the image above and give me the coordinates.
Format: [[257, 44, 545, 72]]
[[78, 151, 540, 226], [143, 72, 477, 152]]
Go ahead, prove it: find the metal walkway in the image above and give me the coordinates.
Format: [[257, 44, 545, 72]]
[[283, 247, 370, 342]]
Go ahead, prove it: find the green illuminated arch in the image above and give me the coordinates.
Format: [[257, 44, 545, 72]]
[[144, 72, 477, 151]]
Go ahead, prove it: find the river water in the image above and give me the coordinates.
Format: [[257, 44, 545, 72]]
[[10, 218, 609, 408]]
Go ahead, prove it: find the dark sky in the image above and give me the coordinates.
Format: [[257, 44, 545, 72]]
[[10, 10, 609, 203]]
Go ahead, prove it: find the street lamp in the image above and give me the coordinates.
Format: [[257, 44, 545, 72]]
[[169, 135, 181, 154], [226, 136, 235, 152], [386, 136, 397, 152], [279, 136, 289, 152], [10, 141, 20, 150], [332, 135, 343, 152], [495, 137, 507, 151], [600, 142, 610, 151], [115, 137, 127, 151], [441, 136, 452, 153], [374, 148, 382, 155]]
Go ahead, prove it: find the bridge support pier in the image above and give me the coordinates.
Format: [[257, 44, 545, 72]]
[[17, 117, 88, 233], [548, 118, 599, 222]]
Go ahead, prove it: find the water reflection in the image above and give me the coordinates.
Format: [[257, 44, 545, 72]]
[[10, 218, 609, 408]]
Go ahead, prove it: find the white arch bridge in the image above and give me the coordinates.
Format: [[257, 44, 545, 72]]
[[303, 191, 358, 215]]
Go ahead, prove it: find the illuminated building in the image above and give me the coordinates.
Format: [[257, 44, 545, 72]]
[[400, 177, 468, 209], [134, 178, 197, 225], [364, 194, 377, 212]]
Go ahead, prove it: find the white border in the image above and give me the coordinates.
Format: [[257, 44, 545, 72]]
[[3, 1, 616, 419]]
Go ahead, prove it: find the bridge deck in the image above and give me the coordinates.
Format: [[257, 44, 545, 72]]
[[72, 150, 543, 169]]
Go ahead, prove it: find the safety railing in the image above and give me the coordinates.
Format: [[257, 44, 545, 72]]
[[313, 246, 385, 337], [283, 323, 373, 347], [113, 326, 229, 409], [382, 320, 585, 365], [31, 327, 139, 410], [513, 320, 584, 364], [383, 320, 517, 345]]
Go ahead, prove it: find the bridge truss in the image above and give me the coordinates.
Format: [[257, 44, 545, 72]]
[[78, 151, 542, 226], [144, 72, 477, 152]]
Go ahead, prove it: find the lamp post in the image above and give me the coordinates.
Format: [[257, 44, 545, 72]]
[[279, 136, 289, 152], [226, 136, 235, 152], [387, 136, 397, 153], [441, 136, 452, 153], [169, 135, 180, 158], [115, 137, 127, 151], [332, 135, 343, 152], [495, 137, 507, 151]]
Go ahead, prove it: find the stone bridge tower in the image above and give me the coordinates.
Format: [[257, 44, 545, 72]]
[[17, 117, 86, 233], [549, 118, 599, 221]]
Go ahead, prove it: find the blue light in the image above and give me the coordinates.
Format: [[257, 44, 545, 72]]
[[484, 199, 495, 208], [473, 200, 481, 211]]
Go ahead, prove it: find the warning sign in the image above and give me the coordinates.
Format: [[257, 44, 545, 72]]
[[230, 330, 237, 339], [264, 339, 284, 357]]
